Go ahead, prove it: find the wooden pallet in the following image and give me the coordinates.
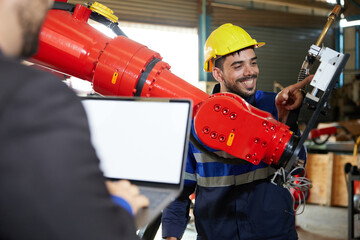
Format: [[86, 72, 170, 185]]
[[306, 153, 359, 207]]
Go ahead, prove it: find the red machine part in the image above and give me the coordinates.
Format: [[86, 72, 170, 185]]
[[308, 126, 337, 139], [33, 4, 209, 108], [355, 181, 360, 195], [194, 93, 293, 165], [31, 2, 297, 167]]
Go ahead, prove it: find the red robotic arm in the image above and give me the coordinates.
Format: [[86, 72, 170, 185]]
[[31, 1, 297, 168]]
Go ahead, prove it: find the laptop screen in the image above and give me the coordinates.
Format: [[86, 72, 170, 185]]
[[81, 97, 191, 185]]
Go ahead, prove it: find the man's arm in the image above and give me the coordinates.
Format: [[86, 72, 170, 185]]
[[275, 75, 313, 123], [106, 180, 149, 215], [162, 144, 197, 240], [162, 185, 195, 240]]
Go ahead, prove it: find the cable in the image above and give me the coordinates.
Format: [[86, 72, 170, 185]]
[[51, 2, 127, 38], [312, 134, 331, 145], [338, 125, 357, 143], [311, 125, 356, 145], [89, 12, 128, 37], [278, 166, 312, 215]]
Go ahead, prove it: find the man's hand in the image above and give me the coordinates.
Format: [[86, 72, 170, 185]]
[[106, 180, 149, 215], [275, 75, 313, 123]]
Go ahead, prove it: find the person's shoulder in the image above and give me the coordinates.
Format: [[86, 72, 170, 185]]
[[1, 55, 75, 97], [0, 56, 29, 81], [0, 55, 38, 75], [254, 90, 278, 114], [255, 90, 276, 97], [0, 55, 60, 86], [255, 90, 277, 99]]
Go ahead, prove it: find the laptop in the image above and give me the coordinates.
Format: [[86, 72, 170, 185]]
[[81, 96, 192, 227]]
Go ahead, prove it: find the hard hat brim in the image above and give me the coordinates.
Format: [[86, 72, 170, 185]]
[[204, 41, 266, 72]]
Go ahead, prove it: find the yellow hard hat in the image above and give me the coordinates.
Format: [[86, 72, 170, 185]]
[[204, 23, 265, 72]]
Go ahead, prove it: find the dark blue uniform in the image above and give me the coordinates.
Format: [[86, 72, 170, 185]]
[[162, 90, 306, 240]]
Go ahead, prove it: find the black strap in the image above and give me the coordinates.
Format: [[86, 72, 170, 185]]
[[134, 58, 161, 97], [285, 107, 301, 133], [89, 12, 128, 37]]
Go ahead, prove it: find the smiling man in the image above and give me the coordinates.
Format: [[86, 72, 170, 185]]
[[213, 47, 259, 98], [162, 23, 311, 240]]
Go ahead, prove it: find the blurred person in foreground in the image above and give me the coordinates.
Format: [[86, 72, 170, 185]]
[[0, 0, 148, 239]]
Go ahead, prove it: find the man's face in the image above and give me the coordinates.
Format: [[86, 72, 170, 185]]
[[15, 0, 53, 57], [215, 48, 259, 98]]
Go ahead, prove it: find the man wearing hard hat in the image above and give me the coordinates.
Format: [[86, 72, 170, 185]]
[[162, 23, 310, 240]]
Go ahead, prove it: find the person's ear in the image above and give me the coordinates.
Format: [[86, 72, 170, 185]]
[[212, 67, 224, 83]]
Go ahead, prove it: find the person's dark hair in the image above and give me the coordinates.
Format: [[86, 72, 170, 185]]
[[214, 46, 255, 71]]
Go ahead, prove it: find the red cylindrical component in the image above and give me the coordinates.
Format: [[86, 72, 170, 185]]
[[33, 6, 109, 81], [141, 64, 208, 101], [91, 36, 160, 96], [32, 6, 209, 107], [72, 4, 92, 21]]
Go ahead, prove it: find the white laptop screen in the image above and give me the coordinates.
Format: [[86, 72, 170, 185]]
[[81, 98, 191, 184]]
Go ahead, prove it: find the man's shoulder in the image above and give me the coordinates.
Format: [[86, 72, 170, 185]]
[[0, 55, 79, 116], [0, 55, 71, 95], [0, 55, 61, 87], [255, 90, 277, 101], [254, 90, 277, 115]]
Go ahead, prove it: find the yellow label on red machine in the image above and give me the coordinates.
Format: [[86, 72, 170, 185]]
[[112, 72, 118, 84], [227, 133, 235, 146]]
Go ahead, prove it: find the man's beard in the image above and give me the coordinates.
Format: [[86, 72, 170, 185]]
[[223, 74, 257, 98], [16, 1, 48, 58], [20, 24, 43, 58]]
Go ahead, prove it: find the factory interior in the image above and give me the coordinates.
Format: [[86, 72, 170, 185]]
[[4, 0, 360, 239]]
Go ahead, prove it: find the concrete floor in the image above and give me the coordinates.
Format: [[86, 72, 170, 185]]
[[296, 204, 347, 240], [153, 204, 348, 240]]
